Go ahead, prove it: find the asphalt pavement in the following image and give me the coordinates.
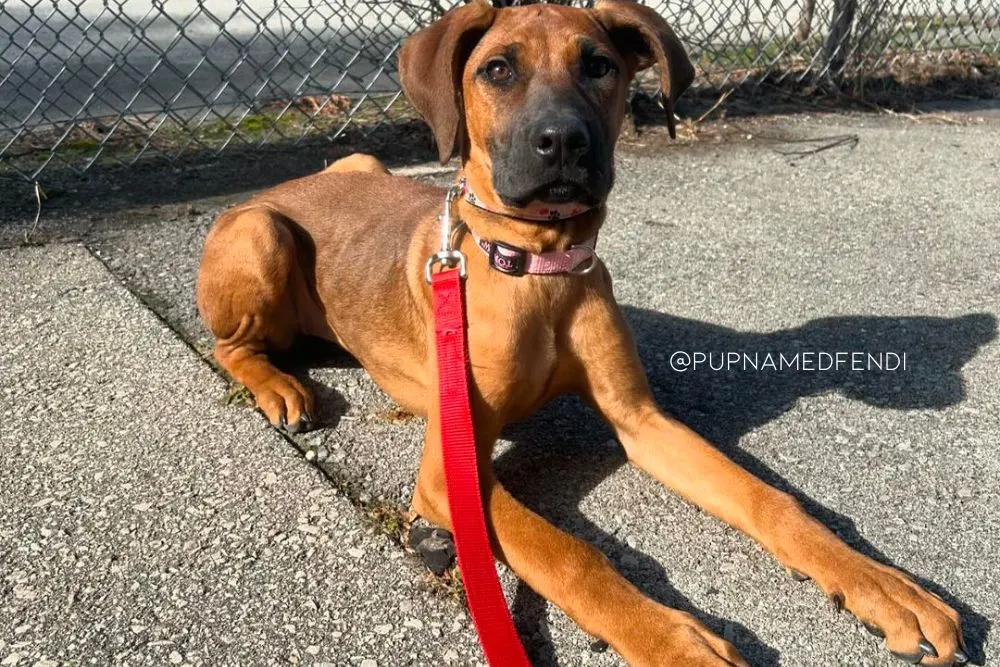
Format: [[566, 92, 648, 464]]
[[0, 245, 485, 667], [1, 111, 999, 666]]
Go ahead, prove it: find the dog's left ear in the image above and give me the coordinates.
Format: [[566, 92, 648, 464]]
[[398, 1, 497, 164], [593, 0, 695, 139]]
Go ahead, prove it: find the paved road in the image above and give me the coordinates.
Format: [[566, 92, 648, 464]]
[[1, 112, 999, 666], [0, 0, 419, 128]]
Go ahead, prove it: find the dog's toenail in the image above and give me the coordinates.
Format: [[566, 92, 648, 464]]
[[863, 622, 885, 638], [589, 640, 608, 653], [890, 650, 923, 664], [918, 639, 938, 658], [829, 592, 844, 613], [787, 568, 809, 582], [954, 649, 969, 664]]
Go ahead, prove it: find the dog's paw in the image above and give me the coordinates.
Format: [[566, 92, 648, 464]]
[[622, 609, 748, 667], [811, 556, 965, 666], [253, 372, 316, 433]]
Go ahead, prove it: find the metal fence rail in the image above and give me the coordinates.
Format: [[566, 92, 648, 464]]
[[1, 0, 997, 181]]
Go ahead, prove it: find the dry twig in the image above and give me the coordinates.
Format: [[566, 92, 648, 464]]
[[772, 133, 860, 158], [695, 89, 734, 124], [23, 182, 46, 245]]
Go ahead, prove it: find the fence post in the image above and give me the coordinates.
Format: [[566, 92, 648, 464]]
[[823, 0, 858, 79]]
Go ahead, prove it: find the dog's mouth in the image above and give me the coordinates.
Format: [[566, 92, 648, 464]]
[[537, 181, 588, 203], [500, 179, 596, 208]]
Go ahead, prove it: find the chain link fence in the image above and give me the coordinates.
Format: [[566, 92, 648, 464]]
[[1, 0, 997, 181]]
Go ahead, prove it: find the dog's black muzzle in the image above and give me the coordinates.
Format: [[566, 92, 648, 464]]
[[491, 101, 613, 212]]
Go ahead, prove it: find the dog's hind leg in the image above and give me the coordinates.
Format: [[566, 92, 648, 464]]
[[322, 152, 390, 175], [197, 206, 315, 432]]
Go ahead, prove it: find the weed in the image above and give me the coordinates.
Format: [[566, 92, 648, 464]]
[[224, 383, 253, 408], [368, 501, 409, 542], [376, 406, 416, 424]]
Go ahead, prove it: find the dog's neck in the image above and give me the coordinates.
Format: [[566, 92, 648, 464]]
[[454, 175, 605, 254], [460, 179, 595, 223]]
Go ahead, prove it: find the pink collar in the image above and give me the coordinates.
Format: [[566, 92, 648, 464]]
[[454, 179, 600, 276], [461, 181, 595, 222], [469, 230, 598, 277]]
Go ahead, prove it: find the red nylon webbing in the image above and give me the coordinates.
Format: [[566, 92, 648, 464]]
[[430, 268, 532, 667]]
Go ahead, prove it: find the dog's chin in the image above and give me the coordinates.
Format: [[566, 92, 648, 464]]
[[498, 181, 600, 209]]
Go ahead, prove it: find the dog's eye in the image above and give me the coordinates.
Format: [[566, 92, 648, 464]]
[[485, 58, 513, 84], [584, 55, 615, 79]]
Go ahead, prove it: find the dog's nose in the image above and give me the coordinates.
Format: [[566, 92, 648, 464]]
[[531, 118, 590, 166]]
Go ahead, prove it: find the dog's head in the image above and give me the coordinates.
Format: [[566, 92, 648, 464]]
[[399, 0, 693, 215]]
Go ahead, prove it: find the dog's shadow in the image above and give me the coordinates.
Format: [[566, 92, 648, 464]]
[[495, 310, 997, 666]]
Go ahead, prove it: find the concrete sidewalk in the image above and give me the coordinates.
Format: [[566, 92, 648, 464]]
[[2, 112, 999, 667], [0, 245, 484, 667]]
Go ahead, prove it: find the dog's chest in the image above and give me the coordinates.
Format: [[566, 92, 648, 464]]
[[463, 280, 577, 418]]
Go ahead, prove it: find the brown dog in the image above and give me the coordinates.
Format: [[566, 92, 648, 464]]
[[196, 2, 965, 665]]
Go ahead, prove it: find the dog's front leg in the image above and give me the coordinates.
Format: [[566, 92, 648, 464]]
[[412, 412, 746, 667], [572, 292, 965, 666]]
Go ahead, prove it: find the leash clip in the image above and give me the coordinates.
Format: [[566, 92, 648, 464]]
[[425, 180, 468, 283]]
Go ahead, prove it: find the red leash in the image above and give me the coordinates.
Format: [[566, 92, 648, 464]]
[[431, 268, 532, 666]]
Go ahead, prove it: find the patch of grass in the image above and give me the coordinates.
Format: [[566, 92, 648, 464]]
[[2, 92, 420, 179], [365, 502, 467, 601], [375, 406, 416, 424], [368, 501, 409, 542], [438, 565, 466, 602], [193, 341, 214, 361], [901, 13, 983, 32], [238, 113, 273, 134], [64, 137, 100, 152], [224, 383, 253, 408], [422, 564, 466, 603], [700, 41, 787, 69]]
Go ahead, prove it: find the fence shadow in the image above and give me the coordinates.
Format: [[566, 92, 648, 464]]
[[633, 57, 1000, 127], [495, 309, 996, 666], [0, 118, 442, 224]]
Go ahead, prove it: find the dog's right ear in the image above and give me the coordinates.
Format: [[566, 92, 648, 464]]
[[398, 1, 496, 164]]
